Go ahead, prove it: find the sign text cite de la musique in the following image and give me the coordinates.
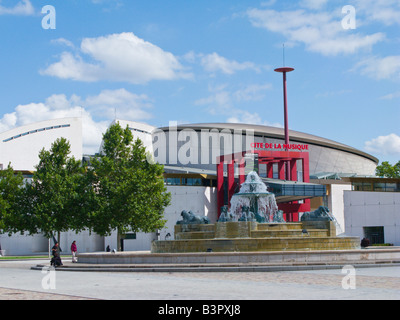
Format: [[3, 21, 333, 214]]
[[251, 142, 309, 151]]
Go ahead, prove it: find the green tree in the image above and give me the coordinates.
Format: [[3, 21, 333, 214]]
[[375, 161, 400, 178], [0, 164, 24, 233], [88, 123, 170, 242], [10, 138, 90, 248]]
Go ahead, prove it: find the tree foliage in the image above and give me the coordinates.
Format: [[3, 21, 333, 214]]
[[88, 122, 170, 236], [375, 161, 400, 178], [7, 138, 89, 240], [1, 123, 170, 245], [0, 164, 24, 233]]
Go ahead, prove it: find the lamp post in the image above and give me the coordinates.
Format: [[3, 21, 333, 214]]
[[274, 67, 294, 180]]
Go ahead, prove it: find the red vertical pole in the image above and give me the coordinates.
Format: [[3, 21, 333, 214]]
[[228, 161, 235, 208], [275, 67, 294, 181], [302, 152, 311, 215], [217, 159, 224, 218]]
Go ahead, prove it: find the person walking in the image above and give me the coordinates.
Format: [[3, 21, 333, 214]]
[[71, 241, 78, 263]]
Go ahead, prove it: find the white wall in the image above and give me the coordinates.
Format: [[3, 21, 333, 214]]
[[159, 186, 218, 240], [95, 186, 218, 252], [0, 230, 103, 256], [329, 184, 352, 234], [0, 233, 48, 256], [344, 191, 400, 245], [0, 118, 82, 171]]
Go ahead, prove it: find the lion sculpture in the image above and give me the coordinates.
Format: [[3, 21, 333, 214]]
[[176, 210, 210, 225], [300, 206, 333, 222]]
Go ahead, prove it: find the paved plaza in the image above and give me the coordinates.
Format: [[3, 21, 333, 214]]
[[0, 258, 399, 301]]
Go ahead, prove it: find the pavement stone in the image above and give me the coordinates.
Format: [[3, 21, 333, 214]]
[[0, 287, 98, 300], [0, 258, 399, 300]]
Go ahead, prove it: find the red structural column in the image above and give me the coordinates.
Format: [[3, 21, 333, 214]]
[[267, 163, 273, 178], [227, 161, 235, 209], [290, 159, 297, 182], [278, 162, 285, 180], [302, 152, 310, 183], [238, 158, 246, 185], [302, 152, 311, 214], [217, 160, 224, 217]]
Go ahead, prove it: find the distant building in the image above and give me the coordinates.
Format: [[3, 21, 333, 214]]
[[2, 118, 399, 256]]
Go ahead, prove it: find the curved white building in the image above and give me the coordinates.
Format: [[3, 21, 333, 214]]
[[0, 117, 82, 171], [152, 122, 378, 177]]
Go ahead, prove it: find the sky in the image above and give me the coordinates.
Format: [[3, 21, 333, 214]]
[[0, 0, 399, 165]]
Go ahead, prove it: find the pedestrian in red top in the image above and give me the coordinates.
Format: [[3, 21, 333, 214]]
[[71, 241, 78, 263]]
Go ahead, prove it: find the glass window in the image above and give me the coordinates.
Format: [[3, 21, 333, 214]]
[[165, 178, 180, 185], [362, 182, 372, 191], [182, 178, 202, 186], [352, 182, 362, 191], [363, 227, 385, 245], [385, 183, 397, 192], [373, 182, 385, 192]]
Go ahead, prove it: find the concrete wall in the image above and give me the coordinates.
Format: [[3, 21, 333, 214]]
[[159, 185, 218, 241], [329, 183, 352, 234], [0, 233, 48, 256], [344, 191, 400, 246], [0, 230, 104, 256]]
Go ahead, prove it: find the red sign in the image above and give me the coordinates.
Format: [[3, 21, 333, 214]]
[[251, 143, 309, 151]]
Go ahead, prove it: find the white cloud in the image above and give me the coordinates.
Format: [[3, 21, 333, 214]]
[[365, 134, 400, 155], [354, 0, 400, 26], [380, 91, 400, 100], [0, 89, 154, 154], [200, 52, 261, 75], [246, 7, 385, 56], [353, 55, 400, 80], [0, 0, 34, 15], [41, 32, 192, 84], [51, 38, 75, 49], [227, 110, 282, 127]]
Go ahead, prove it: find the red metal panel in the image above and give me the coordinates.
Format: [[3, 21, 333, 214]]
[[290, 159, 297, 182]]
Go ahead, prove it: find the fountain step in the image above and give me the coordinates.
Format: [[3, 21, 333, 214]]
[[152, 237, 361, 253], [251, 229, 329, 238], [175, 231, 215, 240], [256, 223, 303, 231]]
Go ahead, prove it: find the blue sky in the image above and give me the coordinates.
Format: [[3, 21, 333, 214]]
[[0, 0, 399, 165]]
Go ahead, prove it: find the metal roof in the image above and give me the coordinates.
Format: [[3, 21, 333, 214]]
[[158, 122, 379, 164]]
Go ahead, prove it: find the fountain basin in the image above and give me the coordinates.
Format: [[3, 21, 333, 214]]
[[152, 221, 360, 253], [151, 237, 360, 253]]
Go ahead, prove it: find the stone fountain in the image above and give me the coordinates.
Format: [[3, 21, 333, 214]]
[[151, 171, 360, 253], [219, 171, 284, 223]]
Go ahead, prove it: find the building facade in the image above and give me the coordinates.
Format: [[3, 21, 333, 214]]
[[3, 118, 398, 256]]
